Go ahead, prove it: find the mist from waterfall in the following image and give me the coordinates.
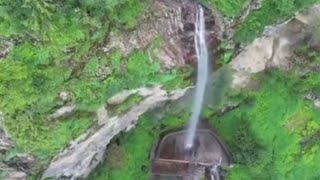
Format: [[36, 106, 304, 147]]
[[185, 5, 209, 150]]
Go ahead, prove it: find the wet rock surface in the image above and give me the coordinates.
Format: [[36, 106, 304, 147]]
[[102, 0, 224, 69]]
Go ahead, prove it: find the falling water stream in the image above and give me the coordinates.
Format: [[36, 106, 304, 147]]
[[185, 5, 209, 150]]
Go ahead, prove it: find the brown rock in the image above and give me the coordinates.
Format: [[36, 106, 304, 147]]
[[102, 0, 225, 69]]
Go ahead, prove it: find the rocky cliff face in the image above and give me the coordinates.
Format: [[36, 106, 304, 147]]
[[230, 5, 320, 89], [103, 0, 225, 69]]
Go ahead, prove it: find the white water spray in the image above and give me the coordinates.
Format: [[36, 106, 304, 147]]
[[185, 5, 209, 150]]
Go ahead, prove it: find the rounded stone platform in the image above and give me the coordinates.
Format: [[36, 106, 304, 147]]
[[151, 128, 231, 180]]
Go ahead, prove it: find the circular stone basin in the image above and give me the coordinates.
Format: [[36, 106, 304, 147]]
[[151, 128, 231, 180]]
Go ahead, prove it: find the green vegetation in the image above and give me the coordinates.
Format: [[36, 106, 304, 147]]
[[216, 42, 236, 66], [1, 0, 320, 179], [0, 0, 149, 36], [91, 68, 320, 180], [88, 64, 320, 180], [0, 41, 189, 155], [0, 0, 191, 177], [90, 68, 320, 180], [201, 0, 320, 43], [199, 0, 247, 17], [211, 70, 320, 180], [89, 112, 189, 180], [235, 0, 320, 43], [89, 68, 231, 179]]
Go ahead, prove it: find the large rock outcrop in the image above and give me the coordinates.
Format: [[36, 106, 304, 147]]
[[42, 86, 190, 180], [230, 5, 320, 89]]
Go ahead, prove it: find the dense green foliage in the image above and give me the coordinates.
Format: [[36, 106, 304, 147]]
[[0, 45, 189, 156], [0, 0, 190, 176], [0, 0, 149, 35], [213, 70, 320, 180]]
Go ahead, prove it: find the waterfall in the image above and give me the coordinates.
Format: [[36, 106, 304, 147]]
[[185, 5, 209, 150]]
